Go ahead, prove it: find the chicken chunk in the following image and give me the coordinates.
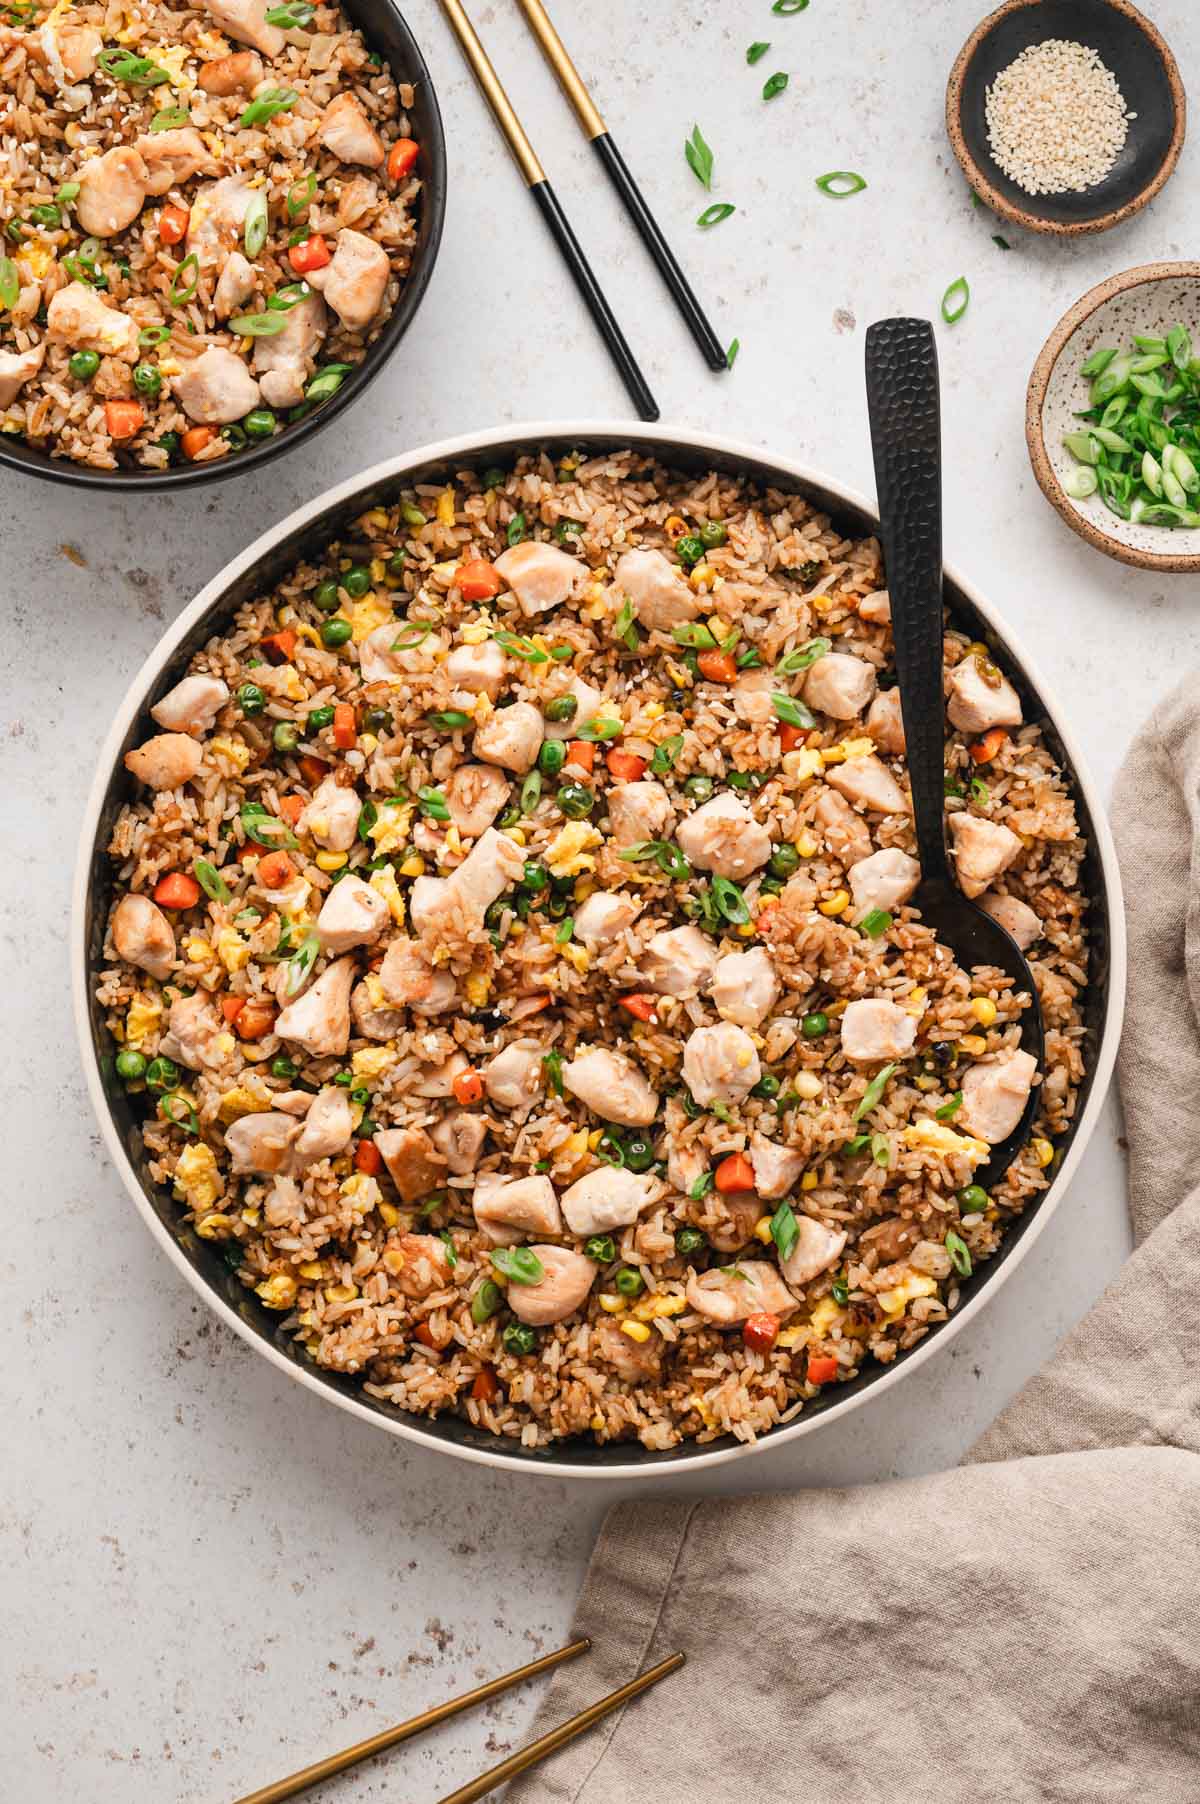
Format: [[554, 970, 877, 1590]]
[[319, 90, 385, 167], [197, 49, 263, 94], [306, 227, 389, 330], [595, 1316, 660, 1382], [748, 1133, 806, 1202], [683, 1022, 761, 1107], [111, 893, 176, 979], [293, 1086, 354, 1167], [46, 281, 138, 357], [225, 1111, 301, 1176], [803, 652, 876, 720], [472, 1174, 562, 1246], [358, 617, 441, 686], [704, 1188, 762, 1254], [947, 656, 1023, 735], [779, 1216, 848, 1288], [0, 344, 45, 409], [840, 998, 917, 1064], [493, 540, 587, 617], [274, 955, 356, 1055], [731, 667, 776, 727], [300, 775, 359, 853], [430, 1109, 488, 1175], [390, 1232, 453, 1302], [379, 941, 457, 1016], [76, 146, 147, 237], [446, 640, 504, 700], [608, 779, 673, 850], [949, 812, 1022, 900], [186, 175, 255, 266], [541, 677, 603, 741], [858, 589, 891, 624], [412, 1052, 469, 1098], [444, 763, 510, 840], [825, 755, 909, 815], [978, 890, 1042, 951], [173, 346, 261, 425], [847, 848, 920, 924], [316, 874, 389, 953], [686, 1261, 797, 1326], [253, 289, 327, 408], [436, 827, 524, 923], [711, 946, 779, 1028], [813, 787, 873, 866], [213, 250, 256, 321], [351, 978, 405, 1042], [676, 792, 772, 879], [376, 1126, 446, 1203], [639, 924, 717, 999], [135, 127, 220, 197], [472, 700, 544, 774], [559, 1166, 656, 1236], [508, 1246, 595, 1326], [483, 1040, 542, 1112], [150, 673, 229, 737], [573, 890, 642, 946], [165, 992, 226, 1070], [124, 731, 202, 790], [563, 1047, 658, 1126], [612, 547, 699, 631], [201, 0, 285, 58], [960, 1048, 1038, 1144], [865, 687, 905, 754]]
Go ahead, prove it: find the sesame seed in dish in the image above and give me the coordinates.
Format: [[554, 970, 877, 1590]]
[[984, 38, 1134, 196]]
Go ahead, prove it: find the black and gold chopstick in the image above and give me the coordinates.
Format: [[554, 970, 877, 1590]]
[[515, 0, 728, 374], [437, 0, 659, 422]]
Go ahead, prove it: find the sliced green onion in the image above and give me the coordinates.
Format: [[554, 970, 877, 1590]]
[[673, 622, 717, 649], [940, 276, 969, 325], [470, 1278, 502, 1323], [727, 337, 740, 369], [854, 1061, 897, 1122], [870, 1131, 891, 1167], [193, 858, 231, 902], [305, 363, 352, 403], [747, 40, 770, 62], [418, 786, 450, 821], [761, 71, 788, 100], [992, 234, 1010, 250], [688, 1170, 715, 1201], [169, 252, 200, 306], [490, 1246, 545, 1285], [772, 693, 815, 729], [244, 191, 269, 258], [859, 907, 892, 938], [138, 325, 171, 346], [1080, 346, 1117, 378], [229, 308, 290, 337], [816, 170, 866, 198], [265, 0, 314, 23], [96, 47, 169, 85], [555, 917, 574, 943], [505, 512, 527, 547], [240, 806, 298, 848], [772, 0, 808, 10], [776, 635, 830, 675], [150, 106, 189, 131], [650, 734, 683, 776], [685, 122, 714, 190], [1063, 466, 1098, 500], [286, 172, 316, 218], [239, 86, 299, 127], [161, 1094, 201, 1135], [935, 1091, 963, 1121], [697, 202, 736, 228], [494, 629, 549, 663], [0, 257, 17, 311], [520, 770, 542, 814], [945, 1230, 972, 1277], [285, 929, 322, 997], [578, 716, 622, 742], [56, 181, 81, 204], [769, 1201, 798, 1262], [613, 596, 639, 650], [427, 709, 472, 729], [438, 1229, 458, 1269], [619, 839, 691, 881], [542, 1049, 564, 1096], [711, 874, 749, 923]]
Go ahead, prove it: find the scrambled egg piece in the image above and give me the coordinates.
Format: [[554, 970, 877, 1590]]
[[368, 863, 405, 924], [545, 821, 602, 878], [216, 927, 251, 974], [145, 41, 196, 91], [173, 1142, 222, 1210], [340, 1172, 381, 1213], [876, 1270, 938, 1319], [18, 241, 55, 281], [209, 735, 252, 773], [782, 748, 823, 782], [369, 800, 415, 857], [218, 1085, 264, 1124], [350, 591, 393, 644], [902, 1120, 988, 1163], [351, 1046, 396, 1085], [808, 1295, 845, 1336], [125, 993, 162, 1048]]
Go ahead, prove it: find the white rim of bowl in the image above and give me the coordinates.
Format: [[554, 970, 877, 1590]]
[[72, 419, 1128, 1481]]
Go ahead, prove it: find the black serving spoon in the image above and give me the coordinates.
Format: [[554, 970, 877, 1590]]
[[864, 316, 1044, 1183]]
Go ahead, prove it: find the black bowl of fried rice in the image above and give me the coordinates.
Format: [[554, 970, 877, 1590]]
[[0, 0, 445, 487], [75, 429, 1123, 1476]]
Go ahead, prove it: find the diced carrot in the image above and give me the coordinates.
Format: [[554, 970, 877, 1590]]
[[288, 232, 330, 274], [970, 728, 1009, 765], [412, 1321, 437, 1348], [153, 871, 201, 910], [237, 840, 261, 862], [714, 1152, 755, 1195], [619, 993, 657, 1022], [386, 137, 419, 183], [566, 739, 595, 772], [332, 702, 356, 750], [471, 1366, 499, 1403], [105, 399, 145, 441], [743, 1312, 780, 1354], [158, 203, 189, 245], [234, 998, 276, 1041], [807, 1354, 839, 1386], [697, 648, 737, 683], [256, 849, 294, 890], [299, 754, 330, 787], [455, 559, 503, 602], [452, 1068, 484, 1106], [220, 996, 247, 1023], [606, 748, 647, 782], [278, 794, 305, 827], [259, 629, 297, 665], [778, 722, 805, 753], [354, 1139, 382, 1176], [181, 425, 216, 461]]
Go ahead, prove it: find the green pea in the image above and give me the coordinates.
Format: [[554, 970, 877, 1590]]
[[306, 704, 335, 732], [132, 361, 162, 398], [959, 1185, 989, 1215], [676, 534, 705, 567], [69, 350, 100, 381], [237, 682, 265, 716], [759, 876, 784, 896], [273, 721, 299, 754], [584, 1235, 616, 1263], [544, 693, 578, 723], [497, 805, 522, 829], [557, 783, 594, 819], [699, 520, 727, 549], [321, 617, 352, 648], [271, 1056, 299, 1080], [802, 1012, 829, 1039], [538, 739, 566, 777], [481, 466, 506, 490], [333, 1070, 354, 1087], [156, 431, 181, 458], [115, 1049, 148, 1082], [400, 501, 426, 527], [522, 861, 549, 894], [471, 1278, 503, 1323], [363, 706, 392, 732], [769, 843, 800, 880], [684, 775, 714, 801], [386, 549, 406, 577], [623, 1134, 655, 1174], [675, 1227, 706, 1256], [343, 566, 371, 598], [314, 579, 341, 613], [752, 1073, 780, 1099], [145, 1056, 180, 1094], [502, 1321, 537, 1355], [615, 1266, 645, 1297], [243, 408, 277, 439], [483, 898, 509, 931]]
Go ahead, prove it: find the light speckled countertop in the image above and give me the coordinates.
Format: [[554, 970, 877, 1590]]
[[5, 1, 1195, 1796]]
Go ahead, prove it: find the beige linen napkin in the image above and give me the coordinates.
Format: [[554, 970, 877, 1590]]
[[507, 676, 1200, 1804]]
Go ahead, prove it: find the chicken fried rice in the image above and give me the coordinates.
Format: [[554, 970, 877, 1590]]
[[0, 0, 422, 469], [96, 450, 1090, 1450]]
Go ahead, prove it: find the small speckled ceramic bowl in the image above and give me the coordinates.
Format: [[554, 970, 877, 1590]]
[[1027, 262, 1200, 571], [947, 0, 1185, 236]]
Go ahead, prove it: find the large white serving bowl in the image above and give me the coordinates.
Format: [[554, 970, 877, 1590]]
[[73, 422, 1126, 1480]]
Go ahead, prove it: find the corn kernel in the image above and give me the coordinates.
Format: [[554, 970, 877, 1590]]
[[464, 969, 492, 1007], [325, 1283, 359, 1304], [664, 513, 688, 541], [811, 593, 834, 614], [315, 850, 347, 872], [297, 1260, 327, 1280], [382, 1248, 406, 1274], [794, 1071, 822, 1100], [293, 622, 322, 649], [689, 564, 714, 590], [378, 1200, 399, 1228], [967, 641, 990, 660], [915, 1074, 938, 1091], [620, 1319, 652, 1343], [436, 487, 456, 526], [256, 1274, 297, 1310], [185, 937, 213, 964], [667, 659, 694, 689], [959, 1033, 987, 1056], [801, 1170, 818, 1192], [194, 1213, 233, 1239], [461, 619, 491, 644], [970, 997, 998, 1027], [561, 942, 590, 974], [820, 743, 847, 766], [598, 1293, 624, 1314], [398, 853, 425, 877], [905, 986, 928, 1016], [707, 615, 728, 639], [795, 831, 818, 858], [753, 1216, 773, 1244], [503, 827, 526, 846], [587, 1129, 604, 1151], [359, 732, 379, 756], [241, 1206, 260, 1226], [1033, 1137, 1054, 1168], [590, 1412, 606, 1433], [818, 889, 849, 917]]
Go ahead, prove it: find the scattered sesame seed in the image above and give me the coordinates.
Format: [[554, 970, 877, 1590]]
[[984, 38, 1135, 196]]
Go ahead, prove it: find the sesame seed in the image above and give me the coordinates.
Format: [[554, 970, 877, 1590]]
[[984, 38, 1135, 196]]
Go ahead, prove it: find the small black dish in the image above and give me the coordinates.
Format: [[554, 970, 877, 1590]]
[[947, 0, 1185, 236], [0, 0, 446, 491]]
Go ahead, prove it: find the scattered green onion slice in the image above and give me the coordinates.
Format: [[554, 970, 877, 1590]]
[[555, 917, 574, 944], [619, 839, 691, 881], [772, 0, 808, 10], [1063, 466, 1098, 501], [96, 47, 169, 84], [859, 907, 892, 938], [945, 1230, 972, 1278], [137, 324, 171, 346], [239, 805, 298, 848], [470, 1278, 502, 1323], [854, 1061, 897, 1121], [520, 770, 542, 814], [494, 629, 549, 662], [935, 1091, 963, 1121], [816, 170, 867, 198], [650, 734, 683, 776], [286, 172, 316, 218], [772, 693, 816, 729], [418, 786, 450, 821], [992, 234, 1010, 250], [244, 191, 269, 258], [438, 1229, 458, 1269], [673, 622, 717, 649], [689, 1171, 715, 1201], [685, 123, 714, 190], [427, 709, 472, 729], [239, 87, 299, 127], [612, 596, 639, 650], [265, 0, 315, 23], [285, 929, 322, 997], [150, 106, 189, 131], [161, 1094, 201, 1135], [542, 1049, 564, 1096], [577, 716, 622, 741], [305, 362, 352, 403], [776, 636, 831, 674], [169, 252, 200, 306], [762, 71, 788, 100], [711, 874, 749, 923], [56, 181, 81, 204], [506, 512, 527, 546], [940, 276, 970, 325], [746, 40, 770, 62], [697, 202, 736, 228], [770, 1201, 799, 1262], [490, 1246, 545, 1285], [870, 1132, 891, 1168], [389, 622, 433, 651], [726, 337, 740, 369], [193, 858, 231, 902]]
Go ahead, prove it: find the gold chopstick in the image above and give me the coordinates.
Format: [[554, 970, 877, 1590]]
[[231, 1637, 591, 1804], [435, 1651, 685, 1803]]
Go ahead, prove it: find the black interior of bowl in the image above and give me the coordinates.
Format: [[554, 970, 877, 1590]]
[[958, 0, 1177, 225], [0, 0, 445, 491], [81, 435, 1114, 1469]]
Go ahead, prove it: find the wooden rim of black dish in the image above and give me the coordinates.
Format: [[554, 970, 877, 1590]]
[[945, 0, 1186, 237]]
